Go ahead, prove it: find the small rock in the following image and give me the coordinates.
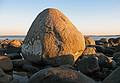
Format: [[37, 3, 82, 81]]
[[9, 40, 22, 48]]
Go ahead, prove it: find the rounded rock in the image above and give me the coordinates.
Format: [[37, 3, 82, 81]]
[[22, 8, 85, 64], [28, 67, 96, 83], [0, 56, 13, 71]]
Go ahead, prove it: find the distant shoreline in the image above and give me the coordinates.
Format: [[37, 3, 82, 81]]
[[0, 34, 120, 37], [0, 35, 119, 41]]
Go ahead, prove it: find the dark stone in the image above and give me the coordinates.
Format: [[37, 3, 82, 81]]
[[95, 46, 114, 55], [103, 67, 120, 83], [113, 52, 120, 66], [5, 47, 21, 54], [96, 53, 116, 69], [75, 55, 100, 75], [7, 53, 22, 60], [28, 67, 96, 83]]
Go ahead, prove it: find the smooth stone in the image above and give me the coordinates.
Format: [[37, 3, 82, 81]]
[[28, 67, 96, 83]]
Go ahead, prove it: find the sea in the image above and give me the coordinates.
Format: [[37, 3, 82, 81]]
[[0, 35, 120, 41]]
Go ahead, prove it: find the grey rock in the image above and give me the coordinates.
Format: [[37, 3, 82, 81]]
[[28, 67, 96, 83]]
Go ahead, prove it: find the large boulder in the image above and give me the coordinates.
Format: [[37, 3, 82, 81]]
[[22, 8, 85, 64], [28, 67, 96, 83], [103, 67, 120, 83], [0, 56, 13, 71]]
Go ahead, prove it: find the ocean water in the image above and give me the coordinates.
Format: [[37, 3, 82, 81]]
[[0, 35, 119, 41], [0, 36, 25, 40], [89, 35, 120, 40]]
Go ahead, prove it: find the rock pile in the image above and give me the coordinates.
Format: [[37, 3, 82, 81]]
[[0, 8, 120, 83]]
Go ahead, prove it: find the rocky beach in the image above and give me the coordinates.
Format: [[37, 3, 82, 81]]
[[0, 8, 120, 83]]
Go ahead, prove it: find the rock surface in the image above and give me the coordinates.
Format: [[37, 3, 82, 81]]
[[0, 56, 13, 71], [85, 36, 96, 46], [28, 67, 96, 83], [22, 8, 85, 64], [83, 36, 96, 55], [75, 56, 99, 75], [0, 68, 12, 83], [103, 67, 120, 83], [82, 47, 96, 55], [9, 40, 22, 48]]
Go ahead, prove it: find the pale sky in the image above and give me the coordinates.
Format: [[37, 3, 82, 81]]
[[0, 0, 120, 35]]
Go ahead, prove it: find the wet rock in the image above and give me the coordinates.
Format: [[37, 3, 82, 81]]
[[103, 67, 120, 83], [28, 67, 96, 83], [22, 8, 85, 64], [0, 56, 13, 71], [0, 68, 12, 83], [75, 55, 100, 75]]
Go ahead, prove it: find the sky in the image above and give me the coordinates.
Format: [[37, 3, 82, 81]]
[[0, 0, 120, 35]]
